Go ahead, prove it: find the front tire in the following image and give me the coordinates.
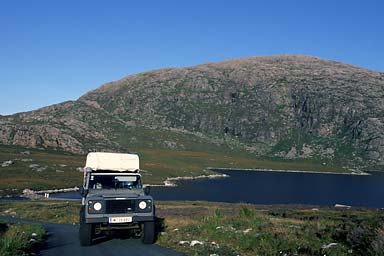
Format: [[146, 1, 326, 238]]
[[79, 206, 93, 246], [79, 223, 94, 246], [141, 221, 155, 244]]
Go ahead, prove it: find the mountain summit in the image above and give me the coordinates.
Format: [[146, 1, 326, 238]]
[[1, 55, 383, 167]]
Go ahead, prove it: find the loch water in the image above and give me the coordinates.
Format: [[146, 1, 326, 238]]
[[151, 170, 384, 208], [52, 170, 384, 208]]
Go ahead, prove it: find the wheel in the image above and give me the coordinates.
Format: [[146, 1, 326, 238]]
[[141, 221, 155, 244], [79, 206, 85, 223], [79, 206, 94, 246], [79, 223, 94, 246]]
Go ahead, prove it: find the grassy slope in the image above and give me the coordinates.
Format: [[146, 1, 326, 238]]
[[0, 145, 84, 196], [0, 140, 350, 197], [1, 200, 384, 256]]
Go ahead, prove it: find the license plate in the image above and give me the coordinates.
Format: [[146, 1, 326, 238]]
[[108, 217, 132, 223]]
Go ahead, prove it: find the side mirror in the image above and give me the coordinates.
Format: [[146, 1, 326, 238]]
[[144, 186, 151, 195]]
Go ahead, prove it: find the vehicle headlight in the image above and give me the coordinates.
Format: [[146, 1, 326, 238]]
[[88, 200, 104, 214], [93, 202, 102, 211], [138, 201, 147, 209]]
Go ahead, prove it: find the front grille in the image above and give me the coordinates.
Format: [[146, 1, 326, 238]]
[[106, 200, 136, 214]]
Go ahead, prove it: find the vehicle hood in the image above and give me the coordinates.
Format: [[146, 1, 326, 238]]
[[87, 189, 144, 199]]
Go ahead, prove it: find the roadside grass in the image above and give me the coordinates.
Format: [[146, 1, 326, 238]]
[[0, 220, 45, 256], [1, 200, 384, 255], [0, 200, 80, 224], [155, 202, 384, 256]]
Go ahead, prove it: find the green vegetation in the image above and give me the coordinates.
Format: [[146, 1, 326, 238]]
[[157, 202, 384, 256], [269, 127, 372, 168], [1, 200, 384, 255], [0, 220, 45, 256]]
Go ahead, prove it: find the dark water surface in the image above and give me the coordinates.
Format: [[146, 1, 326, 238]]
[[53, 170, 384, 208], [151, 170, 384, 208]]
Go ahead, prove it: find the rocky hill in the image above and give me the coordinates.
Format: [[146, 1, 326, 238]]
[[1, 55, 383, 167]]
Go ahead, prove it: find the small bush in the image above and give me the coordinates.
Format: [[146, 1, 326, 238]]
[[0, 222, 45, 256], [214, 209, 222, 218], [239, 206, 255, 218], [347, 226, 373, 253], [370, 226, 384, 256]]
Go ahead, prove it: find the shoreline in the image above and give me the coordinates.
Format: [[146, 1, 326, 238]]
[[9, 167, 375, 199], [21, 187, 79, 199], [147, 173, 229, 187], [207, 167, 371, 176], [18, 174, 230, 198]]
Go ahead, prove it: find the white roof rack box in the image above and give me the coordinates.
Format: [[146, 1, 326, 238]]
[[85, 152, 139, 172]]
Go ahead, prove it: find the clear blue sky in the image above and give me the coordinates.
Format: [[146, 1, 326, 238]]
[[1, 0, 383, 115]]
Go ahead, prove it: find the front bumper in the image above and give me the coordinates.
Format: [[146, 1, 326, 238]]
[[85, 214, 155, 224]]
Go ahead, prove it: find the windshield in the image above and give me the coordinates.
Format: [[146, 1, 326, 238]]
[[89, 174, 142, 190]]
